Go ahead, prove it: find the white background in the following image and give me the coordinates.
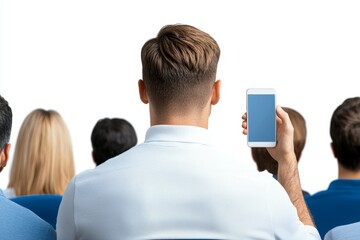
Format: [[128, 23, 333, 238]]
[[1, 0, 360, 194]]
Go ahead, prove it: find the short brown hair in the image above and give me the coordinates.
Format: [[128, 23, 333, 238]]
[[141, 24, 220, 113], [330, 97, 360, 170], [251, 107, 307, 174]]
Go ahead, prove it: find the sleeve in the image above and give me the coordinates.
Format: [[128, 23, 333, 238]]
[[267, 180, 321, 240], [45, 225, 57, 240], [324, 229, 335, 240], [324, 223, 360, 240], [56, 177, 77, 240]]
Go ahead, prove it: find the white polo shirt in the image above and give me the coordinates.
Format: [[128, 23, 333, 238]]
[[57, 125, 320, 240]]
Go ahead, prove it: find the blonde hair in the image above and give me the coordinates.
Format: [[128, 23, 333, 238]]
[[8, 109, 75, 196]]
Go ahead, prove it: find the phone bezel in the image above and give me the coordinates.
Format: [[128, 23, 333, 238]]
[[246, 88, 276, 148]]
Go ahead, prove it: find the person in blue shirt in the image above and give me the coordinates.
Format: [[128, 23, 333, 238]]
[[306, 97, 360, 239], [0, 94, 56, 240]]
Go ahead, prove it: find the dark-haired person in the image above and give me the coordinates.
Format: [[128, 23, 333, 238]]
[[57, 24, 320, 239], [91, 118, 137, 166], [306, 97, 360, 239], [0, 95, 56, 240], [252, 107, 310, 196]]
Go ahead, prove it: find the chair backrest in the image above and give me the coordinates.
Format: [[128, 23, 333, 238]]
[[10, 194, 62, 229]]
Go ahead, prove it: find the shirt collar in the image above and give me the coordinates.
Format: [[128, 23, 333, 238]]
[[329, 179, 360, 189], [145, 125, 211, 145]]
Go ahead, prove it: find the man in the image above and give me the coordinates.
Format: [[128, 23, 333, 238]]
[[0, 94, 56, 240], [306, 97, 360, 239], [57, 24, 320, 239]]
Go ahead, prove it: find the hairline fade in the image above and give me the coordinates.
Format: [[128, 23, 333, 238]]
[[141, 24, 220, 113]]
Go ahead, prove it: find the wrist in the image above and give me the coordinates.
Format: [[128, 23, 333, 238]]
[[277, 152, 297, 165]]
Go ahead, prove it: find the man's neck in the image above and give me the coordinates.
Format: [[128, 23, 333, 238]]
[[149, 104, 211, 129], [338, 164, 360, 179], [150, 114, 209, 128]]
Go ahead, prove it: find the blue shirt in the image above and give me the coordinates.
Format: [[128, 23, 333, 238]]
[[57, 125, 320, 240], [0, 189, 56, 240], [306, 179, 360, 238], [324, 221, 360, 240]]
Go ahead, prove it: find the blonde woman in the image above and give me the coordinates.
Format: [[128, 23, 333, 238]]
[[5, 109, 75, 197]]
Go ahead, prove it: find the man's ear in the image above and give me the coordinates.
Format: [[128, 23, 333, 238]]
[[211, 80, 221, 105], [138, 79, 149, 104], [0, 143, 11, 172]]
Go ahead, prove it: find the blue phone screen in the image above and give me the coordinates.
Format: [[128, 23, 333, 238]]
[[248, 94, 276, 142]]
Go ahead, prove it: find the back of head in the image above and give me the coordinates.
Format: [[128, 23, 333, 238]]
[[91, 118, 137, 166], [141, 24, 220, 114], [330, 97, 360, 170], [8, 109, 75, 196], [252, 107, 307, 174], [0, 95, 12, 172]]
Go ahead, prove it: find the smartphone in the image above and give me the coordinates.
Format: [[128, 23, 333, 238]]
[[246, 88, 276, 147]]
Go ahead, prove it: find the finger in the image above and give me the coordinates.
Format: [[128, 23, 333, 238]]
[[276, 105, 291, 127], [242, 112, 247, 120]]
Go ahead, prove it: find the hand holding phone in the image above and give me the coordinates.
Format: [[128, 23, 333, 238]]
[[246, 88, 276, 147]]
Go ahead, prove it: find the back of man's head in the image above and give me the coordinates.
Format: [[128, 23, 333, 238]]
[[0, 95, 12, 152], [0, 95, 12, 172], [330, 97, 360, 170], [141, 24, 220, 114], [252, 107, 307, 174], [91, 118, 137, 166]]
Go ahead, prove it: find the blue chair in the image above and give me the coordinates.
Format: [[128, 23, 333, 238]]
[[10, 194, 62, 229]]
